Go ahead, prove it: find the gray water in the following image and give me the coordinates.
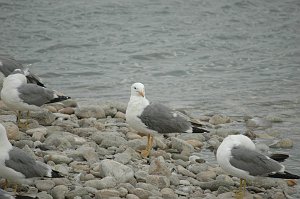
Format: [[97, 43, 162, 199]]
[[1, 0, 300, 195]]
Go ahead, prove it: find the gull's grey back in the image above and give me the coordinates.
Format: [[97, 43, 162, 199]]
[[230, 146, 283, 176], [5, 147, 48, 178], [17, 84, 54, 106], [139, 103, 191, 133]]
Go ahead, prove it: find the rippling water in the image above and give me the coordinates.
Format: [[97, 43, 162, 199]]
[[1, 0, 300, 195]]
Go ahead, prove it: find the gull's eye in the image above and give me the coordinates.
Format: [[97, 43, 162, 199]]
[[134, 87, 137, 89]]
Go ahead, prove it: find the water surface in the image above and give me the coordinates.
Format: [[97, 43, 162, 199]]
[[1, 0, 300, 195]]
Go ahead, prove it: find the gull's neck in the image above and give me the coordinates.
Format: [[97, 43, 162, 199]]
[[229, 135, 256, 150], [127, 95, 150, 117], [0, 130, 13, 158], [3, 74, 26, 89], [129, 95, 149, 106]]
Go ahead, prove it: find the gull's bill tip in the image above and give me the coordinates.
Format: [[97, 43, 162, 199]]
[[138, 90, 145, 97]]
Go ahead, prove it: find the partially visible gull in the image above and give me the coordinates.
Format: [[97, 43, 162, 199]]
[[0, 188, 37, 199], [255, 142, 289, 162], [0, 123, 62, 186], [126, 82, 208, 158], [0, 55, 44, 89], [0, 189, 14, 199], [269, 153, 289, 162], [216, 134, 299, 198], [0, 69, 70, 126]]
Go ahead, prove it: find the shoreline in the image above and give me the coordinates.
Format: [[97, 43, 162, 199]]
[[0, 99, 298, 199]]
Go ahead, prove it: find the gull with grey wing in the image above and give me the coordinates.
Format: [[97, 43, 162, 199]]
[[0, 123, 62, 186], [0, 55, 44, 89], [0, 69, 70, 126], [216, 134, 299, 198], [126, 82, 208, 158]]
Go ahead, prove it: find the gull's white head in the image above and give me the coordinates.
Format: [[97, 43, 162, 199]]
[[3, 68, 27, 85], [131, 82, 145, 97]]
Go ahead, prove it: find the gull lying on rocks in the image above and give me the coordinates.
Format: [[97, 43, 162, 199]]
[[0, 123, 62, 187], [216, 134, 299, 198], [0, 188, 37, 199], [1, 69, 70, 126], [0, 55, 44, 89]]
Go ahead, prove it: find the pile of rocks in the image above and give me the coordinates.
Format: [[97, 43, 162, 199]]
[[0, 100, 297, 199]]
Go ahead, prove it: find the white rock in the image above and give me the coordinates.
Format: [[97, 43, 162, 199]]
[[100, 160, 134, 183], [84, 177, 117, 190], [35, 180, 55, 191], [171, 137, 194, 155]]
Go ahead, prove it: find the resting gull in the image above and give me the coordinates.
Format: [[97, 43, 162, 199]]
[[0, 189, 14, 199], [0, 188, 36, 199], [216, 134, 299, 198], [0, 123, 62, 187], [126, 82, 208, 158], [0, 55, 44, 89], [1, 69, 70, 126]]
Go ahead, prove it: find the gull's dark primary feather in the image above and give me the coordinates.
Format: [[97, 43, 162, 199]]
[[192, 126, 209, 133], [269, 153, 289, 162], [47, 95, 71, 104], [50, 170, 63, 178], [268, 171, 300, 179], [16, 196, 38, 199]]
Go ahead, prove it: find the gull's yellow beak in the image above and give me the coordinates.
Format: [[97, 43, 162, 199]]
[[138, 90, 145, 97]]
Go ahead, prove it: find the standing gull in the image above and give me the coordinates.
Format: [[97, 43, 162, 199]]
[[1, 69, 70, 126], [216, 134, 299, 198], [0, 123, 62, 186], [0, 55, 44, 89], [126, 82, 208, 158]]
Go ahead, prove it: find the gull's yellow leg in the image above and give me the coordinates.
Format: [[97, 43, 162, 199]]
[[146, 134, 151, 148], [242, 179, 247, 194], [26, 110, 30, 128], [17, 111, 28, 129], [13, 184, 17, 193], [141, 134, 153, 158], [239, 178, 243, 192], [17, 111, 21, 126], [235, 178, 244, 199], [149, 135, 153, 150], [3, 179, 8, 190]]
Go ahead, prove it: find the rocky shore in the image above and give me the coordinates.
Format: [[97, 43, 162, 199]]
[[0, 99, 298, 199]]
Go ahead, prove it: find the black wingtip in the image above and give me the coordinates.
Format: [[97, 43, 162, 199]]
[[48, 95, 71, 104], [192, 126, 209, 133], [15, 196, 38, 199], [268, 171, 300, 179], [269, 153, 289, 162], [24, 69, 46, 88], [190, 121, 204, 127], [26, 76, 45, 88], [51, 170, 64, 178], [36, 80, 45, 88]]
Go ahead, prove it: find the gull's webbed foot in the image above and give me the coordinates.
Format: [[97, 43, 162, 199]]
[[140, 149, 151, 158]]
